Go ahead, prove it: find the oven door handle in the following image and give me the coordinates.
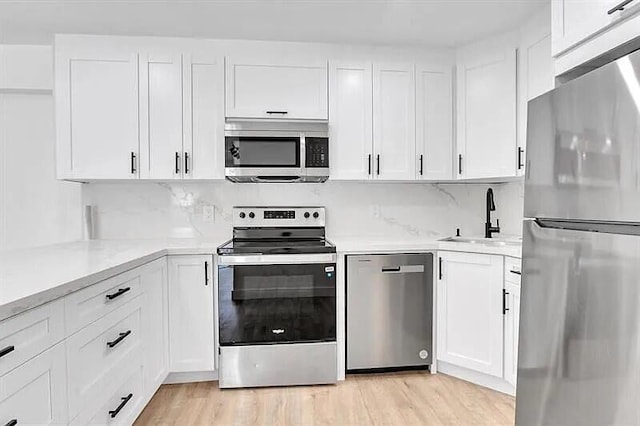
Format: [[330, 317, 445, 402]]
[[218, 253, 337, 265]]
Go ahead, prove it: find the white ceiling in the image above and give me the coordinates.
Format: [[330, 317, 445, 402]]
[[0, 0, 549, 47]]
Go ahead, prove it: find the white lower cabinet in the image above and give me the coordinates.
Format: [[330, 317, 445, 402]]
[[436, 251, 504, 377], [503, 281, 521, 387], [168, 255, 215, 373], [0, 343, 68, 426], [141, 259, 169, 393]]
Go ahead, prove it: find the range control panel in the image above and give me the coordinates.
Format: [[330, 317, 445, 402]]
[[233, 207, 325, 227]]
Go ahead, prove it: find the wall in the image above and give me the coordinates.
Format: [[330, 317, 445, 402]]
[[0, 45, 83, 250], [82, 181, 524, 242]]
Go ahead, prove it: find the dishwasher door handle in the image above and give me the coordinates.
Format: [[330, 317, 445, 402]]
[[381, 265, 425, 273]]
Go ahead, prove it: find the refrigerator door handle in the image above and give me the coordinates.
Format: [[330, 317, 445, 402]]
[[536, 218, 640, 236]]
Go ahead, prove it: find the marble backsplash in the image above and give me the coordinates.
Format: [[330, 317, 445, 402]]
[[82, 180, 525, 242]]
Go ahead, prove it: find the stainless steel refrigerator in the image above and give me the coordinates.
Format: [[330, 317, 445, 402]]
[[516, 48, 640, 425]]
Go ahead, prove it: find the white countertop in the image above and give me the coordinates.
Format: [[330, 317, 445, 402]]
[[0, 236, 521, 321]]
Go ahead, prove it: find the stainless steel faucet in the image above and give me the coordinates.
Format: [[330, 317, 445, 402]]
[[485, 188, 500, 238]]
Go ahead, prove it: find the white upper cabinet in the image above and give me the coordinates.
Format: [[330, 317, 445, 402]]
[[55, 47, 140, 180], [415, 64, 453, 180], [329, 61, 373, 180], [518, 6, 554, 176], [436, 251, 504, 377], [456, 33, 517, 179], [225, 58, 328, 119], [373, 63, 416, 180]]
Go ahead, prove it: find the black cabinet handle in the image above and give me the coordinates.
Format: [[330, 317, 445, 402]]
[[503, 289, 509, 315], [510, 269, 522, 275], [0, 345, 15, 359], [175, 152, 181, 174], [381, 267, 401, 272], [109, 393, 133, 418], [107, 330, 131, 348], [458, 154, 462, 175], [106, 287, 131, 301], [608, 0, 634, 14], [438, 257, 443, 280], [5, 419, 18, 426], [130, 152, 137, 174], [184, 152, 189, 174], [376, 155, 380, 175], [419, 155, 424, 176], [266, 110, 288, 115], [204, 261, 209, 286], [517, 147, 524, 170], [368, 154, 372, 175]]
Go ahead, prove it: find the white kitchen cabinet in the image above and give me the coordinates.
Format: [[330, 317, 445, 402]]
[[456, 34, 517, 179], [373, 62, 416, 180], [225, 57, 328, 119], [168, 255, 215, 373], [415, 64, 453, 180], [503, 281, 521, 387], [55, 48, 140, 180], [436, 251, 504, 377], [329, 61, 373, 180], [141, 258, 169, 393], [0, 343, 68, 426]]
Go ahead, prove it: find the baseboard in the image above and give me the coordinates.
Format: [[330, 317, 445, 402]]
[[436, 361, 515, 396], [163, 370, 218, 385]]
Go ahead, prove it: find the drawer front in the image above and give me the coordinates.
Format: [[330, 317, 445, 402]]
[[70, 365, 144, 426], [505, 256, 522, 285], [65, 267, 142, 334], [0, 298, 65, 376], [0, 343, 68, 426], [66, 297, 142, 420]]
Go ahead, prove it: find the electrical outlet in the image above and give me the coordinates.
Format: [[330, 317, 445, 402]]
[[203, 205, 215, 223]]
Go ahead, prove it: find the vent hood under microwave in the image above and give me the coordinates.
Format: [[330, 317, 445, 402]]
[[224, 119, 329, 183]]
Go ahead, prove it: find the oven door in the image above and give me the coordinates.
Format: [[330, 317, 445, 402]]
[[217, 254, 336, 346], [225, 133, 303, 179]]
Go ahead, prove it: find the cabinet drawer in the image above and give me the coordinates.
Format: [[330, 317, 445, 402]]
[[66, 297, 142, 420], [70, 365, 144, 426], [0, 298, 65, 376], [0, 343, 68, 426], [65, 267, 142, 334], [505, 257, 521, 285]]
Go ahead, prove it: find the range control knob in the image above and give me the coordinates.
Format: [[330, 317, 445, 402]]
[[304, 212, 310, 219], [239, 212, 246, 219], [313, 212, 320, 219], [248, 212, 255, 219]]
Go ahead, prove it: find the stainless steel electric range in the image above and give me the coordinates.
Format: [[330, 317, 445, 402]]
[[216, 206, 337, 388]]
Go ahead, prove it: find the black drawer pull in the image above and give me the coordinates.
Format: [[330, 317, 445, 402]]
[[376, 155, 380, 175], [368, 154, 372, 175], [184, 152, 190, 174], [419, 154, 424, 176], [458, 154, 462, 175], [130, 152, 137, 174], [106, 287, 131, 301], [438, 257, 443, 280], [109, 393, 133, 418], [5, 419, 18, 426], [382, 267, 401, 272], [175, 152, 181, 174], [608, 0, 634, 14], [204, 261, 209, 286], [107, 330, 131, 348], [517, 147, 524, 170], [510, 269, 522, 275], [0, 345, 15, 358], [266, 110, 288, 115], [503, 289, 510, 315]]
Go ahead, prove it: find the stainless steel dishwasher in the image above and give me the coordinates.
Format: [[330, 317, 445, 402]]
[[346, 253, 433, 371]]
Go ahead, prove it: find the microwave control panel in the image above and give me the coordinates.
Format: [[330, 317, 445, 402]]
[[306, 137, 329, 168]]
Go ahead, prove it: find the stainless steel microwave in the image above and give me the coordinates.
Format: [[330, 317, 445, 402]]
[[224, 119, 329, 183]]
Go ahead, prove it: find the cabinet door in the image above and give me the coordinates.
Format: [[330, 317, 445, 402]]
[[139, 53, 184, 180], [518, 10, 554, 176], [183, 54, 225, 180], [141, 258, 169, 393], [168, 255, 215, 372], [328, 61, 373, 180], [551, 0, 624, 56], [436, 251, 504, 377], [225, 58, 328, 119], [456, 35, 517, 179], [373, 63, 416, 180], [56, 50, 139, 179], [504, 281, 521, 387], [0, 344, 67, 426], [416, 64, 453, 180]]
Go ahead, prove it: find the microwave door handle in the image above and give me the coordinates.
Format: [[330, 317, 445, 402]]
[[254, 176, 303, 183]]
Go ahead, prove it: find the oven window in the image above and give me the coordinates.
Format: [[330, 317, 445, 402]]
[[218, 263, 336, 345], [225, 137, 300, 167]]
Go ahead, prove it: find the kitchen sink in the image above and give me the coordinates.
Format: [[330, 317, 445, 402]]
[[439, 236, 522, 246]]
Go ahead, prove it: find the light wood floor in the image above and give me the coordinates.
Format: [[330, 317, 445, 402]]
[[135, 372, 515, 425]]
